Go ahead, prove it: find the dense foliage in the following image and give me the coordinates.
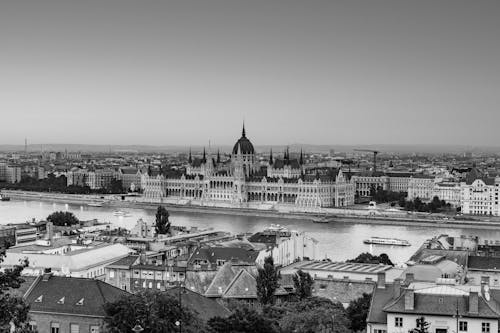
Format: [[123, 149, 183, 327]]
[[0, 253, 35, 332], [154, 206, 171, 235], [346, 293, 372, 332], [1, 174, 124, 194], [399, 196, 451, 213], [293, 269, 313, 300], [46, 211, 80, 226], [369, 185, 407, 204], [347, 252, 393, 266], [207, 306, 277, 333], [264, 297, 351, 333], [104, 291, 203, 333], [256, 256, 280, 305]]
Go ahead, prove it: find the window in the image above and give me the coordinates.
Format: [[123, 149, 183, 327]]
[[70, 324, 80, 333], [374, 330, 386, 333], [482, 322, 490, 333], [459, 321, 468, 331], [50, 322, 60, 333], [395, 317, 403, 327], [109, 270, 115, 278], [90, 326, 100, 333], [157, 282, 161, 289]]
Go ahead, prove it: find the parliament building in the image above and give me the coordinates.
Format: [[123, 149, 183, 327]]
[[141, 126, 355, 208]]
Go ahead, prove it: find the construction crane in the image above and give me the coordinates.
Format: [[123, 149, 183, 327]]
[[354, 149, 379, 172]]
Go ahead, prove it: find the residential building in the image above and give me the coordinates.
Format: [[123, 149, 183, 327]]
[[467, 256, 500, 288], [24, 272, 129, 333], [367, 278, 500, 333]]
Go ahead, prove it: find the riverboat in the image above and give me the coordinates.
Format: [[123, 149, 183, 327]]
[[313, 216, 330, 223], [88, 202, 103, 207], [363, 237, 410, 246], [113, 210, 131, 217], [0, 194, 10, 201]]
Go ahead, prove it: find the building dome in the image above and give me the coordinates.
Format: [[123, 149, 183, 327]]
[[232, 125, 255, 155]]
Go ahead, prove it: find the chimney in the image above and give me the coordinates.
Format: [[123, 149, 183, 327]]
[[139, 251, 147, 265], [377, 272, 386, 289], [45, 222, 54, 242], [404, 289, 414, 310], [393, 279, 402, 298], [469, 291, 479, 314], [42, 268, 52, 281], [405, 273, 415, 285]]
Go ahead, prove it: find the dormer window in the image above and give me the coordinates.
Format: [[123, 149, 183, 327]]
[[34, 295, 43, 303], [57, 297, 65, 304], [76, 298, 84, 306]]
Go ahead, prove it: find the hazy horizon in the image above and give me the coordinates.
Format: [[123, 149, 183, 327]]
[[1, 0, 500, 146]]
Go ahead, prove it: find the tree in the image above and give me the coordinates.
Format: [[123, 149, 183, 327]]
[[347, 252, 393, 266], [266, 297, 351, 333], [410, 316, 430, 333], [346, 293, 372, 332], [293, 269, 313, 300], [208, 306, 277, 333], [154, 206, 171, 235], [256, 256, 280, 305], [0, 253, 35, 332], [104, 290, 203, 333], [46, 211, 79, 226]]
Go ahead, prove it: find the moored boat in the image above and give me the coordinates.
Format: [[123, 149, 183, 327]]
[[0, 194, 10, 201], [363, 237, 410, 246]]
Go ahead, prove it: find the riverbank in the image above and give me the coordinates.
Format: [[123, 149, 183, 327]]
[[3, 189, 500, 229]]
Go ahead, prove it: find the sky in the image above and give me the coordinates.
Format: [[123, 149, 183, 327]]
[[1, 0, 499, 147]]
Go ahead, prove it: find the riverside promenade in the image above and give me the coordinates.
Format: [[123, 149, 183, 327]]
[[3, 189, 500, 229]]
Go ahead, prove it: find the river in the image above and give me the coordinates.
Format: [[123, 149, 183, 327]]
[[1, 199, 499, 265]]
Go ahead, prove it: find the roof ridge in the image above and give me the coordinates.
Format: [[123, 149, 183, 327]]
[[23, 275, 42, 300], [222, 269, 248, 296]]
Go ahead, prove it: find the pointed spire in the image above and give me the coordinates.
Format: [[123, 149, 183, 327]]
[[202, 147, 206, 163], [269, 148, 273, 165], [299, 149, 304, 165], [242, 121, 246, 137], [217, 149, 221, 164], [188, 148, 192, 164]]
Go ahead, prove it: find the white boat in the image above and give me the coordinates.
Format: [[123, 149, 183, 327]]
[[88, 202, 103, 207], [113, 210, 131, 217], [313, 216, 330, 223], [363, 237, 410, 246]]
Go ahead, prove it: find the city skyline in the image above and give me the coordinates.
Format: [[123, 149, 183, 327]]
[[1, 0, 500, 146]]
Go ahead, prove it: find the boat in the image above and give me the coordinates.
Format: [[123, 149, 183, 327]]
[[113, 210, 131, 217], [313, 216, 330, 223], [0, 194, 10, 201], [363, 237, 410, 246], [88, 202, 103, 207]]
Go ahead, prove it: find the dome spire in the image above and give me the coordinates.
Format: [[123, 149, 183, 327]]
[[242, 121, 246, 138], [188, 148, 192, 164], [299, 148, 304, 165], [269, 148, 273, 165], [202, 147, 206, 163]]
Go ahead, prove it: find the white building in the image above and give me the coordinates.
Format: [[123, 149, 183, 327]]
[[255, 231, 318, 267], [432, 181, 461, 207], [1, 237, 133, 279], [407, 176, 436, 201], [368, 279, 499, 333], [460, 177, 500, 216]]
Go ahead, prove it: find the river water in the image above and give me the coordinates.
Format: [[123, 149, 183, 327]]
[[2, 199, 499, 264]]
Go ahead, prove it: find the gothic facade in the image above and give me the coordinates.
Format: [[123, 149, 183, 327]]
[[141, 126, 355, 208]]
